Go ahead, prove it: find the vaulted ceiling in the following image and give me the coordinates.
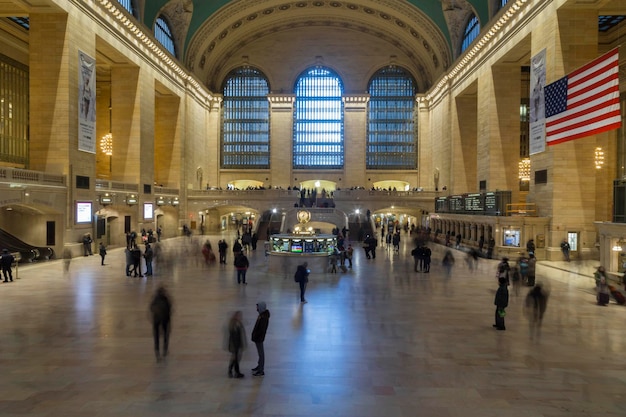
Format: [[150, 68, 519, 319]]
[[141, 0, 491, 92]]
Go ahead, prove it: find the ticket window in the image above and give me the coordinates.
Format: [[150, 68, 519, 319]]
[[503, 229, 520, 247]]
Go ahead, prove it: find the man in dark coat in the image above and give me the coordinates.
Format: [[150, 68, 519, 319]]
[[1, 249, 15, 282], [295, 262, 309, 303], [494, 277, 509, 331], [251, 301, 270, 377]]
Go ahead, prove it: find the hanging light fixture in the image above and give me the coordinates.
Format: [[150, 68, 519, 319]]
[[100, 99, 113, 157]]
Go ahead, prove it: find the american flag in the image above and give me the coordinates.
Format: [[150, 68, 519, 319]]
[[545, 48, 621, 145]]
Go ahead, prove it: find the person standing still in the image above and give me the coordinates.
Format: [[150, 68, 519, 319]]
[[1, 249, 15, 282], [251, 302, 270, 377], [493, 277, 509, 330], [295, 262, 310, 303], [234, 251, 249, 284], [99, 242, 107, 265], [144, 243, 154, 276], [560, 239, 571, 261], [150, 285, 172, 362]]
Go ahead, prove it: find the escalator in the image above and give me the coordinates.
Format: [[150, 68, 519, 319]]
[[0, 228, 54, 262]]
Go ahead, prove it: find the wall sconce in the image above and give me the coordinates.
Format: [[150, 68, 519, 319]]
[[595, 147, 604, 169], [100, 193, 112, 205], [613, 238, 624, 252], [156, 197, 165, 206], [127, 194, 138, 205], [100, 133, 113, 156], [172, 198, 179, 206]]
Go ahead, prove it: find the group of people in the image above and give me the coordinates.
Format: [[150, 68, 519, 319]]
[[125, 243, 154, 277], [149, 284, 271, 377]]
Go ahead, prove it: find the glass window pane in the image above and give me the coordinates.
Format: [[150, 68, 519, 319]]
[[293, 67, 344, 169], [366, 66, 417, 170], [221, 67, 270, 169], [155, 17, 176, 57], [461, 15, 480, 52]]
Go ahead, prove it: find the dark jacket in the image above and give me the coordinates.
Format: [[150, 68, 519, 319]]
[[234, 253, 249, 269], [150, 289, 171, 323], [494, 282, 509, 309], [251, 304, 270, 343], [295, 264, 309, 283]]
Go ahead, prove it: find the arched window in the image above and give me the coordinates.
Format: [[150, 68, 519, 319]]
[[293, 67, 344, 169], [221, 67, 270, 168], [155, 16, 176, 57], [367, 66, 417, 170], [461, 14, 480, 53], [499, 0, 509, 10], [116, 0, 136, 18]]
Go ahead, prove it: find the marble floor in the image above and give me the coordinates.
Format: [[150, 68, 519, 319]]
[[1, 233, 625, 417]]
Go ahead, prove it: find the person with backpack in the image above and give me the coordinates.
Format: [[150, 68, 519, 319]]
[[294, 262, 310, 303], [234, 251, 249, 284]]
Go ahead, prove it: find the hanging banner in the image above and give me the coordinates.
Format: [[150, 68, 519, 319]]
[[529, 48, 546, 155], [78, 50, 96, 153]]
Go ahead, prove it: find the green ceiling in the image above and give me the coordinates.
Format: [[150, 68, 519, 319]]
[[142, 0, 489, 57]]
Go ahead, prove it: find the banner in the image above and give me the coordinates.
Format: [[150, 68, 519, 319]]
[[78, 51, 96, 153], [546, 48, 621, 145], [529, 49, 546, 155]]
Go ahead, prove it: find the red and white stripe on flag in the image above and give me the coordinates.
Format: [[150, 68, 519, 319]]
[[546, 48, 621, 145]]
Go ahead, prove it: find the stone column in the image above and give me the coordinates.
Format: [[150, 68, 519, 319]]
[[268, 95, 295, 187], [343, 95, 369, 188]]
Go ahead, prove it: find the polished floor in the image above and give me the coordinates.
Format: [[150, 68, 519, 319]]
[[1, 233, 625, 417]]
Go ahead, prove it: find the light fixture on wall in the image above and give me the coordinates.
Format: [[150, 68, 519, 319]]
[[595, 147, 604, 169], [518, 158, 531, 181], [100, 99, 113, 173]]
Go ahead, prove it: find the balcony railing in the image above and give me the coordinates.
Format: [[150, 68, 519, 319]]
[[0, 167, 65, 187]]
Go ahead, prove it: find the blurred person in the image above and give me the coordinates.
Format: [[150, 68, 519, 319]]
[[131, 244, 143, 277], [251, 302, 270, 377], [524, 283, 548, 339], [442, 250, 455, 278], [527, 254, 537, 286], [226, 310, 246, 378], [422, 245, 432, 273], [560, 238, 571, 261], [99, 242, 107, 266], [150, 285, 172, 362]]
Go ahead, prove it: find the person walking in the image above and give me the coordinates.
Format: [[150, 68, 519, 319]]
[[226, 310, 246, 378], [422, 245, 432, 273], [150, 285, 172, 362], [295, 262, 310, 303], [251, 301, 270, 377], [144, 243, 154, 276], [493, 277, 509, 330], [345, 244, 353, 268], [1, 249, 15, 282], [524, 283, 548, 340], [218, 239, 228, 264], [125, 246, 133, 277], [99, 242, 107, 265], [234, 251, 249, 284]]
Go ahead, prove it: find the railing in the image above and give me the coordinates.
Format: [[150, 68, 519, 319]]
[[154, 185, 180, 195], [0, 167, 66, 187], [95, 179, 139, 192], [506, 203, 537, 216]]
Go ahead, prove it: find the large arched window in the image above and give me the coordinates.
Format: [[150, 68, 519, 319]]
[[221, 67, 270, 169], [155, 16, 176, 57], [461, 14, 480, 53], [293, 67, 344, 169], [116, 0, 136, 18], [367, 66, 417, 170]]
